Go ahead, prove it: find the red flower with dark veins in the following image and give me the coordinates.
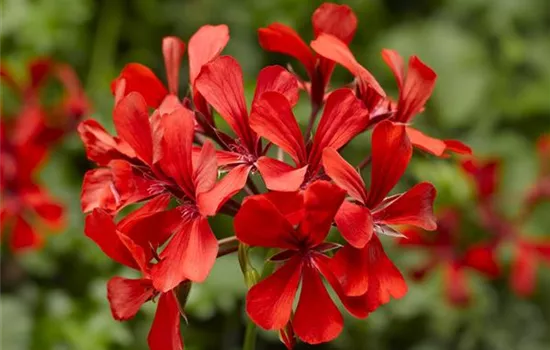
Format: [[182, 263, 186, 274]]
[[249, 88, 369, 191], [149, 107, 239, 291], [235, 181, 370, 345], [322, 121, 436, 309], [112, 25, 229, 122], [399, 209, 500, 306], [258, 3, 382, 108], [78, 92, 169, 214], [194, 55, 299, 193], [311, 35, 471, 157], [85, 195, 184, 350]]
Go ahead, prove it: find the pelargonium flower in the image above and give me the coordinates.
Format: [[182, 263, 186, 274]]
[[249, 88, 369, 191], [525, 134, 550, 208], [234, 180, 371, 344], [85, 196, 184, 350], [258, 2, 383, 109], [112, 25, 229, 123], [194, 55, 299, 194], [1, 58, 87, 252], [510, 237, 550, 296], [399, 209, 500, 306], [311, 35, 471, 157]]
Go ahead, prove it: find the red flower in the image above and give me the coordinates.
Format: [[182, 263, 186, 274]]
[[322, 120, 437, 250], [1, 58, 87, 252], [320, 121, 435, 310], [235, 181, 371, 344], [85, 196, 184, 350], [112, 26, 229, 123], [149, 106, 237, 291], [78, 92, 167, 214], [510, 238, 550, 296], [311, 35, 471, 157], [399, 209, 500, 306], [525, 134, 550, 208], [461, 158, 500, 203], [258, 3, 377, 107], [249, 88, 369, 191], [193, 55, 299, 195]]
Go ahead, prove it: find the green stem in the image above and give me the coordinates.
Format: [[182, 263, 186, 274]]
[[243, 319, 258, 350]]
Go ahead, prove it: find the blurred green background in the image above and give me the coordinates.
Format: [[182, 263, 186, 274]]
[[1, 0, 549, 349]]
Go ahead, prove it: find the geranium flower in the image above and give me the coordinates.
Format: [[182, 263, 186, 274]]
[[249, 88, 369, 191], [234, 180, 371, 344], [399, 209, 500, 306], [194, 55, 299, 194], [510, 237, 550, 296], [321, 121, 436, 310], [311, 35, 471, 157], [322, 120, 437, 249], [111, 25, 229, 124], [85, 195, 184, 350], [1, 58, 87, 252], [258, 3, 383, 109]]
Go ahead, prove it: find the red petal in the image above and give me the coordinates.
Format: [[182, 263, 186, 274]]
[[197, 164, 251, 216], [373, 182, 437, 230], [160, 107, 196, 198], [510, 243, 536, 297], [262, 190, 305, 225], [393, 56, 437, 123], [234, 193, 298, 249], [310, 89, 369, 170], [246, 256, 302, 330], [113, 92, 154, 165], [78, 119, 135, 166], [111, 63, 168, 108], [405, 127, 446, 157], [332, 236, 407, 306], [362, 236, 407, 308], [463, 245, 500, 278], [10, 216, 43, 252], [152, 216, 218, 290], [322, 148, 367, 203], [299, 180, 346, 246], [460, 158, 500, 201], [122, 208, 182, 256], [107, 277, 154, 320], [445, 262, 470, 306], [250, 92, 306, 166], [188, 24, 230, 85], [193, 140, 218, 195], [253, 65, 300, 107], [162, 37, 185, 95], [335, 201, 373, 249], [293, 262, 343, 344], [81, 168, 117, 213], [148, 292, 183, 350], [256, 157, 308, 192], [312, 3, 357, 44], [118, 194, 171, 229], [310, 35, 385, 96], [258, 23, 315, 77], [444, 140, 472, 155], [29, 58, 53, 88], [85, 209, 139, 269], [28, 194, 65, 228], [215, 150, 245, 166], [329, 243, 369, 296], [366, 121, 412, 208], [381, 49, 405, 90], [195, 56, 253, 149], [397, 227, 432, 246]]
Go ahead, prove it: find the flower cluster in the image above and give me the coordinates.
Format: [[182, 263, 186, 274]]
[[79, 3, 469, 349], [1, 58, 88, 252], [400, 134, 550, 305]]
